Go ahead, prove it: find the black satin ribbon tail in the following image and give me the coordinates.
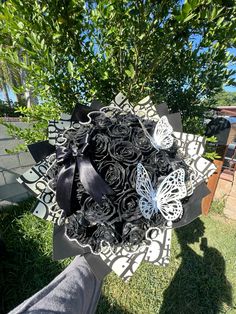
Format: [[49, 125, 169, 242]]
[[56, 146, 114, 215], [77, 157, 114, 204]]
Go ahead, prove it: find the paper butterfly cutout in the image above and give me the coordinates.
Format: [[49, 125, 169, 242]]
[[152, 116, 174, 150], [138, 116, 174, 151], [136, 163, 187, 221]]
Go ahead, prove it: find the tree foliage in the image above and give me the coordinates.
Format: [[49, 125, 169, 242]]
[[0, 0, 235, 150], [213, 91, 236, 106]]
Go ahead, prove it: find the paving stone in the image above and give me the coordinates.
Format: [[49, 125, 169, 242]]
[[0, 122, 30, 139], [14, 122, 31, 129], [214, 179, 232, 200], [13, 166, 32, 175], [0, 121, 35, 205], [224, 196, 236, 220], [0, 182, 27, 199], [0, 125, 10, 139], [230, 177, 236, 192], [0, 172, 6, 187], [18, 152, 34, 167], [230, 185, 236, 194], [10, 192, 30, 203], [0, 138, 24, 155], [2, 170, 18, 185], [0, 154, 20, 169]]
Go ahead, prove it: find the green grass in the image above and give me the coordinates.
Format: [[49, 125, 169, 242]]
[[210, 199, 226, 215], [1, 199, 236, 314]]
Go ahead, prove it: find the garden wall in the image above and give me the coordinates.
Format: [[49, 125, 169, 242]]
[[0, 121, 34, 208]]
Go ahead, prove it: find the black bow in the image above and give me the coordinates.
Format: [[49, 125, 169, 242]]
[[56, 142, 114, 216]]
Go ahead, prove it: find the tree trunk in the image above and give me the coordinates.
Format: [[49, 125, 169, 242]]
[[25, 89, 32, 108], [15, 93, 25, 106]]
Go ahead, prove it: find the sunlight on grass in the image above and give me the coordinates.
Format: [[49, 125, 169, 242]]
[[1, 199, 236, 314]]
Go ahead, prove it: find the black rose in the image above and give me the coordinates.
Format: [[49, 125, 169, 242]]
[[120, 113, 140, 126], [168, 157, 188, 173], [66, 212, 94, 244], [91, 133, 110, 161], [109, 140, 141, 165], [82, 196, 120, 225], [97, 160, 126, 192], [88, 225, 120, 253], [125, 165, 137, 189], [145, 151, 172, 176], [167, 139, 178, 157], [93, 114, 114, 129], [131, 127, 154, 154], [117, 189, 142, 222], [64, 125, 90, 143], [75, 125, 91, 141], [122, 222, 146, 245], [143, 119, 155, 130], [149, 213, 166, 227], [107, 123, 131, 140]]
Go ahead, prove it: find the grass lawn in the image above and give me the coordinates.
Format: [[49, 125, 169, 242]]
[[0, 199, 236, 314]]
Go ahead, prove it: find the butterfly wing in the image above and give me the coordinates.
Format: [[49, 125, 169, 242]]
[[153, 116, 173, 149], [156, 169, 187, 221], [136, 163, 156, 219]]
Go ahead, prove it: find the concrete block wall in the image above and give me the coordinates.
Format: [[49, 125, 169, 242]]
[[0, 122, 35, 208]]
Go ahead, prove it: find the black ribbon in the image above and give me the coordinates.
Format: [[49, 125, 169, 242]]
[[56, 143, 114, 216], [56, 146, 77, 216]]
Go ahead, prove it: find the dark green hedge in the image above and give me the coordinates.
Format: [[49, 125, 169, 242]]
[[0, 101, 20, 117]]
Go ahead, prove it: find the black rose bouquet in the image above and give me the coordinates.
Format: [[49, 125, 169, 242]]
[[17, 93, 215, 281]]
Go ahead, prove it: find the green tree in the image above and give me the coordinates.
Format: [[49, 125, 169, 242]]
[[0, 0, 235, 150], [0, 57, 26, 107], [0, 60, 13, 106], [213, 91, 236, 106]]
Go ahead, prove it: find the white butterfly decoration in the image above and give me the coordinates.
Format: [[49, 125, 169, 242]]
[[136, 163, 187, 221], [139, 115, 174, 151]]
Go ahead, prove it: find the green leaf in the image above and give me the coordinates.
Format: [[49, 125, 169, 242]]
[[217, 17, 224, 26], [17, 21, 24, 29], [125, 69, 131, 77], [40, 38, 45, 50], [53, 33, 61, 39], [102, 71, 109, 80], [211, 7, 217, 20], [138, 33, 145, 40], [182, 2, 192, 15], [183, 13, 195, 22], [67, 61, 74, 76], [125, 64, 135, 79]]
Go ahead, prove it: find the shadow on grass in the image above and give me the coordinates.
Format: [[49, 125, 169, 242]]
[[0, 199, 65, 314], [160, 218, 232, 314], [1, 200, 232, 314], [0, 199, 129, 314], [97, 297, 131, 314]]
